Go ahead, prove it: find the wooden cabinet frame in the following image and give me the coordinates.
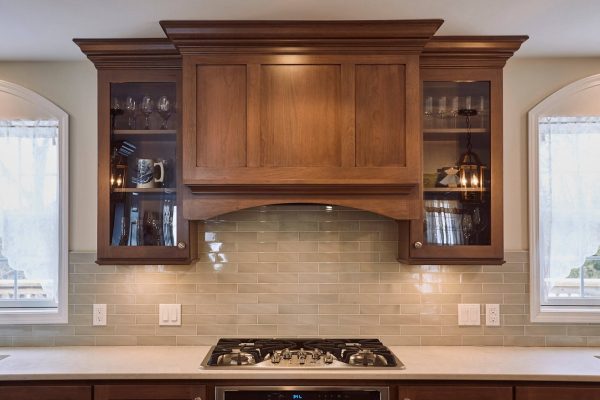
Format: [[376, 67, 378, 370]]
[[75, 39, 197, 265], [398, 36, 527, 265]]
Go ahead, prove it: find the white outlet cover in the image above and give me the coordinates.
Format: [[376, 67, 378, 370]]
[[458, 303, 481, 326], [93, 304, 107, 326], [486, 303, 501, 326], [159, 304, 181, 326]]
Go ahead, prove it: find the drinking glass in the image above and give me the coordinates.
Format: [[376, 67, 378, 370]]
[[110, 97, 122, 130], [450, 96, 459, 128], [462, 213, 474, 245], [436, 96, 447, 129], [125, 96, 137, 129], [141, 96, 154, 130], [157, 96, 172, 129]]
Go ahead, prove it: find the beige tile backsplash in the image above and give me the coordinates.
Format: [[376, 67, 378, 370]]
[[1, 204, 597, 346]]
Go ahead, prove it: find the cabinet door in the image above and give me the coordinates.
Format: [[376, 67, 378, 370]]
[[95, 384, 205, 400], [399, 68, 504, 265], [182, 54, 420, 187], [516, 386, 600, 400], [0, 385, 91, 400], [400, 385, 512, 400], [97, 68, 195, 265]]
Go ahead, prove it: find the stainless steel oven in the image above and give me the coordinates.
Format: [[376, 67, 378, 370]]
[[215, 386, 389, 400]]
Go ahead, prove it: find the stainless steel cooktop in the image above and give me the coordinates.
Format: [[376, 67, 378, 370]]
[[201, 338, 405, 369]]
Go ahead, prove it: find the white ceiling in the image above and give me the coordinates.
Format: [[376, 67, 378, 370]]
[[2, 0, 600, 61]]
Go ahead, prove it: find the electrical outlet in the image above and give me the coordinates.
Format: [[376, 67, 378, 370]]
[[93, 304, 107, 326], [486, 303, 500, 326], [458, 304, 481, 326], [159, 304, 181, 326]]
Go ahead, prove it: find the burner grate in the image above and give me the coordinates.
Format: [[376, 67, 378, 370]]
[[206, 338, 398, 367]]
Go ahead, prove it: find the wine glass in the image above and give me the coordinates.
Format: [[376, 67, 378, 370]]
[[157, 96, 172, 129], [472, 207, 488, 244], [110, 97, 122, 130], [462, 213, 474, 245], [125, 96, 137, 129], [141, 96, 154, 130]]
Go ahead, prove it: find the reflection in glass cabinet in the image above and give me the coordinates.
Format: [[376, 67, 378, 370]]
[[108, 82, 178, 248], [422, 81, 491, 247]]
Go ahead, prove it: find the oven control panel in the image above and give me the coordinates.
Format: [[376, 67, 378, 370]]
[[217, 387, 388, 400]]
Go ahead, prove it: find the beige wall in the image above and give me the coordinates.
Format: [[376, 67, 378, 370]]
[[2, 58, 600, 252], [0, 62, 97, 251], [503, 57, 600, 250]]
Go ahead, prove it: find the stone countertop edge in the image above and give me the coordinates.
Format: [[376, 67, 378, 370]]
[[0, 346, 599, 382]]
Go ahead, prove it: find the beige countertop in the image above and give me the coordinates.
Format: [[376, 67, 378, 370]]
[[0, 345, 600, 381]]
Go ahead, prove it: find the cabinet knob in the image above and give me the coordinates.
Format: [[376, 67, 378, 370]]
[[413, 241, 423, 249], [177, 241, 187, 249]]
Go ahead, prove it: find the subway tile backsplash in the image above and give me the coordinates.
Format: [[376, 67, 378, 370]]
[[1, 204, 596, 346]]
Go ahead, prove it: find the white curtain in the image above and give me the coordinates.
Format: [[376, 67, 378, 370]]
[[0, 120, 59, 300], [539, 116, 600, 287]]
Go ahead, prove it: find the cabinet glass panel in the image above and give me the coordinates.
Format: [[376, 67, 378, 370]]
[[108, 82, 178, 247], [422, 81, 491, 246]]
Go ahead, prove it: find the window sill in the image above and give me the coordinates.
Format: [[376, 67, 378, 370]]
[[531, 305, 600, 323], [0, 307, 68, 325]]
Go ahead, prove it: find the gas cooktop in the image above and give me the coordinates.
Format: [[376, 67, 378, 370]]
[[201, 338, 405, 369]]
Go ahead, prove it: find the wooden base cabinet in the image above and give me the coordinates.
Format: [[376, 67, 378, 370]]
[[0, 385, 91, 400], [95, 385, 206, 400], [399, 385, 513, 400], [516, 386, 600, 400]]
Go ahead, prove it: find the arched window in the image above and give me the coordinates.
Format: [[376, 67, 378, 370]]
[[0, 80, 68, 324], [529, 74, 600, 322]]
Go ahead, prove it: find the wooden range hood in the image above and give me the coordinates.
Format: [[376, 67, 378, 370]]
[[159, 20, 444, 221]]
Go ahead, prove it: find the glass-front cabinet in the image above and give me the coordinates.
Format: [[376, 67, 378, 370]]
[[96, 67, 193, 264], [400, 68, 504, 264]]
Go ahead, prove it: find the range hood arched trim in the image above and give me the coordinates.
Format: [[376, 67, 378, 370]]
[[183, 184, 420, 221]]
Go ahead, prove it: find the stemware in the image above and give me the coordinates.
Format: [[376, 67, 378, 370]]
[[462, 213, 474, 245], [110, 97, 123, 130], [436, 96, 447, 129], [125, 96, 137, 129], [141, 96, 154, 130], [157, 96, 172, 129]]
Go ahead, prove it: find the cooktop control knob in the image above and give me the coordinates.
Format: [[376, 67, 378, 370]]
[[282, 348, 292, 360], [271, 352, 281, 363], [324, 351, 334, 364]]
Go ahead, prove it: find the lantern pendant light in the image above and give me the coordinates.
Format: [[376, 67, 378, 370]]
[[457, 108, 486, 202]]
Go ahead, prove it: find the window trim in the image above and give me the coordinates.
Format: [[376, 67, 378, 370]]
[[529, 73, 600, 323], [0, 80, 68, 324]]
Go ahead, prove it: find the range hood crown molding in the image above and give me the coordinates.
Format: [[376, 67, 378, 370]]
[[160, 19, 445, 54]]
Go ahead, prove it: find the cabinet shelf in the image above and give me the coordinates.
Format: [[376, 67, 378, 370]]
[[424, 128, 488, 134], [424, 187, 488, 193], [112, 188, 177, 194], [113, 129, 176, 136]]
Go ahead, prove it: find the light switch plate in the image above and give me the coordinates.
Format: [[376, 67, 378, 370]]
[[93, 304, 107, 326], [159, 304, 181, 326], [458, 303, 481, 326], [486, 303, 501, 326]]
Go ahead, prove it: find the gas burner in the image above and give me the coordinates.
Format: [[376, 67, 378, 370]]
[[216, 351, 257, 366], [346, 349, 390, 367], [203, 338, 404, 369]]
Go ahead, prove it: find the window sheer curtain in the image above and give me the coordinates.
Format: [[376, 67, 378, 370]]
[[539, 116, 600, 296], [0, 120, 59, 301]]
